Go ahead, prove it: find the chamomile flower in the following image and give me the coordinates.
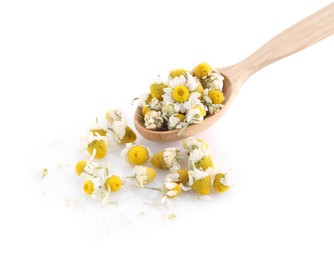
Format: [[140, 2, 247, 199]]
[[194, 62, 212, 79], [121, 143, 152, 165], [169, 69, 187, 79], [105, 108, 126, 125], [86, 132, 108, 159], [182, 136, 209, 155], [151, 147, 180, 171], [144, 110, 164, 130], [185, 104, 206, 125], [104, 175, 123, 192], [128, 166, 157, 187], [161, 181, 182, 204], [163, 73, 201, 113], [83, 177, 102, 198], [167, 113, 186, 130], [201, 70, 224, 91], [109, 121, 137, 144], [213, 171, 232, 193], [150, 78, 168, 101], [90, 122, 108, 137], [189, 148, 214, 171], [203, 88, 224, 115], [166, 169, 189, 186], [75, 150, 99, 177], [161, 103, 176, 118], [134, 93, 153, 108], [188, 168, 211, 195]]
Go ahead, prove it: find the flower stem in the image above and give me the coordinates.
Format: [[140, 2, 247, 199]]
[[177, 122, 191, 136], [131, 97, 139, 105], [144, 187, 163, 193]]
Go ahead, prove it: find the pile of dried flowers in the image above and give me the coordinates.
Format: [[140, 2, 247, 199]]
[[74, 108, 231, 205], [134, 62, 225, 134]]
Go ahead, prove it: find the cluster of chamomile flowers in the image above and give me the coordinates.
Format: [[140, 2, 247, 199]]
[[75, 108, 231, 204], [75, 108, 137, 203], [121, 136, 232, 204], [135, 62, 225, 133]]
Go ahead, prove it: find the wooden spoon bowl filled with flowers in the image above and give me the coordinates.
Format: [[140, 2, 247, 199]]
[[134, 3, 334, 142]]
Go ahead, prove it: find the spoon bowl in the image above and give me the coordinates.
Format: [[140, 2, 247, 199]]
[[134, 3, 334, 142]]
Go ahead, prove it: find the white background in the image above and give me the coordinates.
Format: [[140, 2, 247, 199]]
[[1, 0, 334, 259]]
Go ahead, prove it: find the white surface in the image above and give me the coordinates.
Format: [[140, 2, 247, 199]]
[[1, 0, 334, 259]]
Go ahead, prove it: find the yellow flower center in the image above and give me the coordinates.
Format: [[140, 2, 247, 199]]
[[144, 167, 157, 184], [75, 160, 86, 176], [142, 106, 150, 116], [176, 169, 189, 185], [195, 156, 214, 171], [105, 175, 122, 192], [128, 146, 149, 165], [169, 69, 187, 78], [120, 126, 137, 144], [194, 84, 204, 99], [151, 151, 168, 170], [193, 105, 206, 117], [150, 83, 167, 101], [87, 140, 107, 159], [194, 62, 212, 78], [91, 129, 107, 136], [208, 89, 225, 104], [83, 180, 94, 195], [213, 173, 230, 193], [175, 113, 185, 122], [172, 86, 190, 102], [192, 175, 211, 195]]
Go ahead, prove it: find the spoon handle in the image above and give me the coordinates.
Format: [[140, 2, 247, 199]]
[[233, 3, 334, 83]]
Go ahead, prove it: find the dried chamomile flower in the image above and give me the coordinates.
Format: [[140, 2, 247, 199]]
[[90, 122, 108, 137], [128, 166, 157, 187], [105, 108, 126, 125], [188, 168, 211, 195], [86, 132, 108, 159], [104, 175, 123, 192], [194, 83, 204, 99], [189, 148, 214, 171], [213, 171, 232, 193], [150, 78, 168, 101], [121, 143, 152, 165], [167, 113, 186, 130], [208, 89, 224, 104], [161, 181, 182, 203], [161, 103, 176, 118], [83, 180, 95, 195], [75, 160, 96, 177], [169, 69, 187, 78], [145, 181, 182, 204], [167, 169, 189, 186], [182, 136, 209, 155], [83, 178, 103, 198], [109, 121, 137, 144], [202, 88, 224, 115], [151, 147, 180, 171], [194, 62, 212, 79], [201, 70, 224, 91], [163, 72, 201, 114], [134, 93, 153, 108], [144, 110, 164, 130], [185, 104, 206, 125]]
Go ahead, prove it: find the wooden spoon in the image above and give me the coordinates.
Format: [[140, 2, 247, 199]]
[[134, 3, 334, 142]]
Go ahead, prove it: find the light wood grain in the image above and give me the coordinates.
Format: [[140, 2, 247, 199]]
[[135, 2, 334, 142]]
